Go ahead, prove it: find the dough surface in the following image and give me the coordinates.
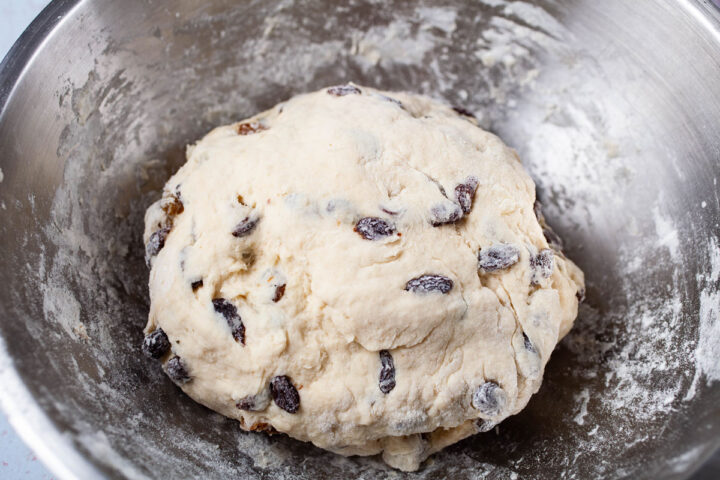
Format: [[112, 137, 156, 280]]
[[143, 84, 584, 471]]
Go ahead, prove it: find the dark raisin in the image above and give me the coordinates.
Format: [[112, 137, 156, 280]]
[[452, 106, 476, 119], [237, 391, 269, 411], [237, 394, 264, 412], [166, 357, 191, 384], [378, 94, 403, 107], [379, 350, 396, 394], [354, 217, 396, 240], [191, 279, 203, 291], [533, 199, 544, 221], [522, 332, 537, 353], [380, 207, 400, 216], [405, 274, 453, 295], [436, 183, 447, 197], [232, 216, 259, 237], [142, 328, 170, 359], [145, 227, 171, 266], [543, 227, 564, 251], [455, 177, 479, 214], [576, 288, 586, 303], [272, 284, 286, 302], [530, 249, 554, 284], [430, 202, 463, 226], [212, 298, 246, 344], [236, 122, 266, 135], [476, 419, 497, 433], [478, 244, 520, 272], [471, 381, 507, 417], [270, 375, 300, 413], [241, 249, 256, 267], [327, 84, 361, 96], [237, 396, 255, 410]]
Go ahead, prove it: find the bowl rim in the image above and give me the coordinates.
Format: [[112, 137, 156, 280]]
[[0, 1, 719, 480], [0, 2, 106, 478]]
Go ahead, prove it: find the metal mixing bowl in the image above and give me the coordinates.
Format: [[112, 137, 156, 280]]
[[1, 0, 719, 478]]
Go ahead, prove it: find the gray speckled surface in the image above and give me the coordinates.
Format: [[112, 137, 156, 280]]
[[0, 5, 59, 478], [0, 1, 718, 479]]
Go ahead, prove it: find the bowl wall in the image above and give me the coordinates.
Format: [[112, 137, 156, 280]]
[[1, 0, 719, 478]]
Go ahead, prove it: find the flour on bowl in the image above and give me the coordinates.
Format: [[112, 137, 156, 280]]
[[8, 0, 716, 478], [686, 236, 720, 399]]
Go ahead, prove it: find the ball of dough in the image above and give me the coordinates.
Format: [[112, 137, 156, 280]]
[[143, 84, 584, 471]]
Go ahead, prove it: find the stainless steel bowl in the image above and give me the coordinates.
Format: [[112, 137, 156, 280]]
[[1, 0, 719, 478]]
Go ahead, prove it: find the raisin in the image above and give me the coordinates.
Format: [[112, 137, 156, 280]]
[[576, 288, 586, 303], [430, 202, 463, 226], [166, 357, 190, 384], [378, 94, 403, 107], [378, 350, 396, 394], [405, 274, 453, 294], [236, 396, 256, 411], [249, 422, 278, 434], [478, 244, 520, 272], [191, 279, 203, 291], [543, 227, 564, 251], [435, 182, 448, 197], [452, 106, 476, 119], [354, 217, 396, 240], [471, 381, 507, 417], [161, 193, 184, 219], [476, 419, 497, 433], [533, 199, 544, 221], [523, 332, 537, 353], [530, 249, 554, 285], [237, 391, 270, 411], [142, 328, 170, 359], [455, 177, 479, 215], [270, 375, 300, 413], [380, 207, 400, 216], [533, 200, 564, 250], [145, 227, 171, 267], [327, 84, 361, 96], [236, 122, 266, 135], [475, 418, 497, 433], [212, 298, 246, 345], [272, 284, 286, 302], [232, 216, 259, 237], [241, 249, 256, 267]]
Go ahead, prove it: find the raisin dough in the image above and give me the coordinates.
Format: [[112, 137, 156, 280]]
[[143, 84, 584, 471]]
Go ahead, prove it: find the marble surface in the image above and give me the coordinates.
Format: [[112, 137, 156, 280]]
[[0, 1, 717, 479]]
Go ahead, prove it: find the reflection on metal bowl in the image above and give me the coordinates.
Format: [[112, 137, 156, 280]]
[[0, 0, 719, 478]]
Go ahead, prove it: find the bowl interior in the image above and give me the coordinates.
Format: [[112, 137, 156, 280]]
[[1, 0, 719, 478]]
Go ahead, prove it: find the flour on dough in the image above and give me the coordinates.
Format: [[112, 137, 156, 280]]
[[142, 84, 584, 471]]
